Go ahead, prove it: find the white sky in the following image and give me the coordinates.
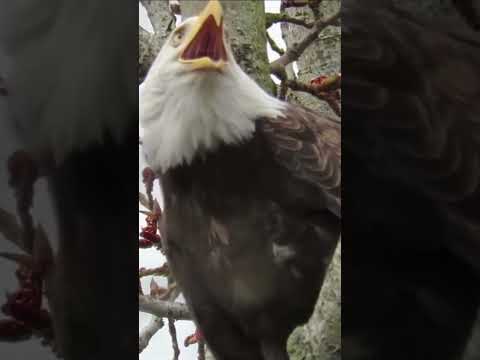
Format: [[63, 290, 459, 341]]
[[138, 2, 284, 359]]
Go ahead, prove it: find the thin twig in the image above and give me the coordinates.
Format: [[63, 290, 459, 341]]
[[169, 318, 180, 360]]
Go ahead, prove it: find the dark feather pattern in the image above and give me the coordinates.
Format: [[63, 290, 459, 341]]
[[160, 102, 340, 360], [343, 4, 480, 203], [343, 2, 480, 359], [260, 104, 341, 217]]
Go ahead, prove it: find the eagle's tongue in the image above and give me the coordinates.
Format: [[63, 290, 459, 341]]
[[182, 15, 227, 62]]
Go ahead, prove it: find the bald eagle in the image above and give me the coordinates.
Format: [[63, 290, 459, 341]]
[[342, 2, 480, 359], [139, 1, 341, 359]]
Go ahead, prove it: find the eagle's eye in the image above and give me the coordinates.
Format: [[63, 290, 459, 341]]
[[171, 28, 185, 48]]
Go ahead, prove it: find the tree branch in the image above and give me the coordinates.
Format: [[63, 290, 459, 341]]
[[139, 317, 164, 353], [168, 318, 180, 360], [286, 79, 341, 117], [138, 274, 182, 353], [266, 31, 285, 56], [265, 12, 314, 29], [139, 295, 192, 320], [139, 264, 169, 278], [270, 10, 340, 79]]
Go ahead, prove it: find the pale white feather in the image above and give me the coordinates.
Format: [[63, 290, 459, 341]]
[[140, 17, 286, 172]]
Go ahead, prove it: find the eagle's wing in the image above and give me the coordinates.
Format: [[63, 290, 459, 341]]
[[258, 104, 341, 217], [343, 4, 480, 198], [341, 5, 480, 359], [343, 4, 480, 269]]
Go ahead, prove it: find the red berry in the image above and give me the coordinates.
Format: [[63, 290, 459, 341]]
[[139, 239, 153, 248], [310, 75, 328, 86]]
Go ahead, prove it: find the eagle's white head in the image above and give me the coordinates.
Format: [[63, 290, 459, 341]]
[[140, 0, 285, 172]]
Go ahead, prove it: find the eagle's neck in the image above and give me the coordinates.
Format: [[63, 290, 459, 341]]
[[140, 62, 286, 172]]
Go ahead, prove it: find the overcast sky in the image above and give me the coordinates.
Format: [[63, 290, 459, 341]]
[[138, 1, 284, 359]]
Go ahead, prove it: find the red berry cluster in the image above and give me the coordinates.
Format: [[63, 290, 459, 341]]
[[139, 212, 162, 248], [139, 167, 162, 249], [0, 264, 51, 342]]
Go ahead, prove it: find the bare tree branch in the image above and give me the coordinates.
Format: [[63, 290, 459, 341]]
[[265, 12, 314, 29], [266, 31, 285, 56], [270, 10, 340, 79], [139, 317, 164, 353], [139, 295, 192, 320], [139, 264, 170, 278], [138, 273, 182, 353], [285, 79, 341, 117]]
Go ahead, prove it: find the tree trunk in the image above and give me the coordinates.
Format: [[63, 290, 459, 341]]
[[281, 2, 341, 359], [180, 0, 275, 94], [139, 0, 173, 83], [281, 1, 340, 119], [288, 243, 341, 360]]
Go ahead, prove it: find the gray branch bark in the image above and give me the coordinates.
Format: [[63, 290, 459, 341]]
[[139, 295, 192, 320], [281, 0, 340, 118], [281, 2, 341, 359], [139, 317, 165, 353], [139, 0, 173, 83], [180, 0, 275, 94]]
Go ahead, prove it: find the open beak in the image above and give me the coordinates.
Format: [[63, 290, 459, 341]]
[[180, 0, 228, 71]]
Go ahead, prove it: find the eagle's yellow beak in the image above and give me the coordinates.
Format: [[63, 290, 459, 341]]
[[180, 0, 228, 71]]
